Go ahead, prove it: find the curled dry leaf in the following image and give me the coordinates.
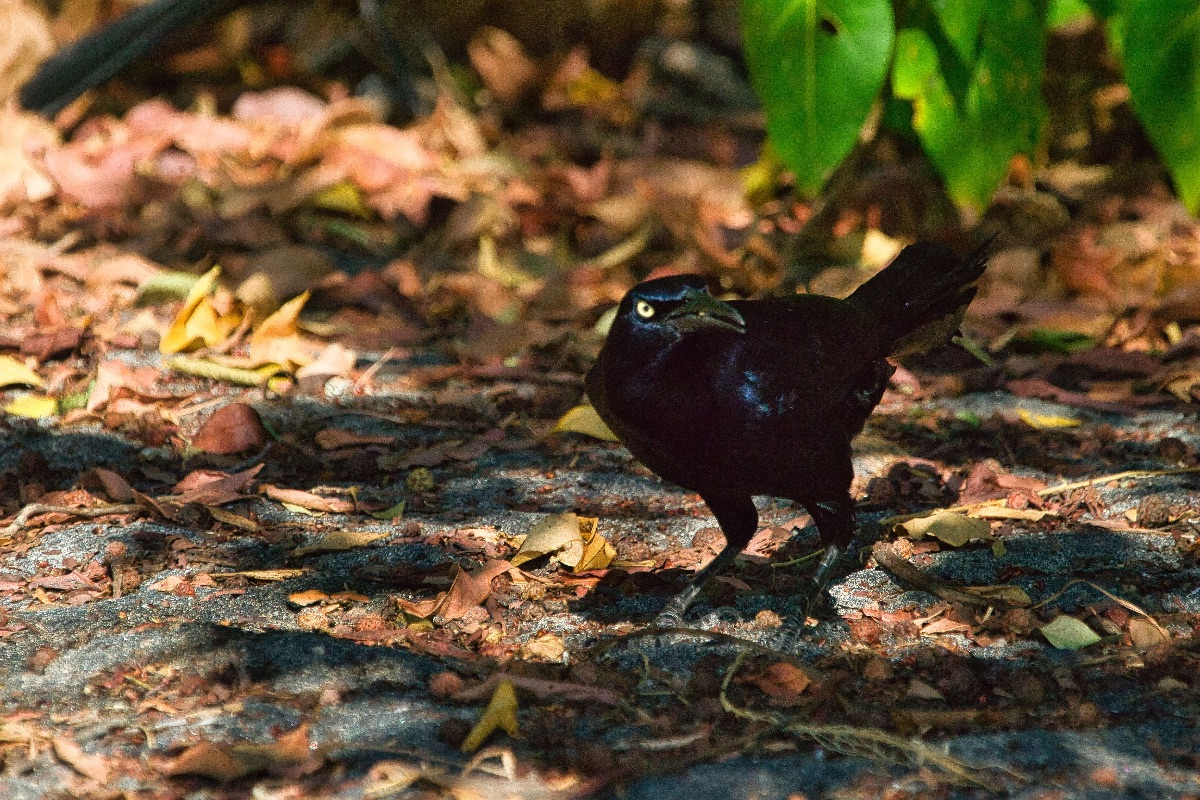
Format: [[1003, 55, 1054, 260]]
[[263, 485, 356, 514], [0, 355, 42, 388], [52, 736, 110, 784], [164, 725, 318, 781], [191, 402, 269, 454], [743, 662, 815, 706], [160, 267, 240, 354], [512, 512, 615, 572]]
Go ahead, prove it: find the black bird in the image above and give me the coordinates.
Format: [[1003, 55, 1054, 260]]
[[585, 242, 988, 624]]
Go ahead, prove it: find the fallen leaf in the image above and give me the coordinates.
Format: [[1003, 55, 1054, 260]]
[[1040, 615, 1101, 650], [1128, 616, 1169, 649], [1017, 407, 1081, 429], [553, 404, 619, 441], [210, 569, 307, 582], [160, 266, 239, 353], [0, 355, 43, 388], [262, 485, 355, 514], [511, 512, 583, 566], [369, 501, 406, 521], [288, 589, 331, 606], [907, 678, 946, 700], [898, 511, 993, 547], [314, 428, 396, 450], [971, 506, 1050, 521], [403, 559, 515, 621], [172, 465, 263, 505], [461, 679, 519, 753], [192, 402, 270, 454], [744, 662, 814, 706], [960, 584, 1032, 606], [4, 394, 58, 418], [519, 632, 566, 662], [52, 736, 110, 783], [292, 530, 388, 556], [164, 726, 317, 780], [248, 290, 314, 367]]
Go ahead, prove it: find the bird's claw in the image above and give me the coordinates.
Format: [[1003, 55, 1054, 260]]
[[654, 610, 685, 628]]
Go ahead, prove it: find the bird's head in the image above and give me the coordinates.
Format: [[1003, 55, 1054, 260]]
[[615, 275, 746, 337]]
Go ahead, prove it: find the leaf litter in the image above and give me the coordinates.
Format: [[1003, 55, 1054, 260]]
[[1, 10, 1200, 799]]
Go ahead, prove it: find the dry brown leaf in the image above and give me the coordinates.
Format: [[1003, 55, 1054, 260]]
[[263, 485, 355, 514], [519, 632, 566, 662], [406, 559, 515, 621], [288, 589, 331, 607], [1129, 616, 1169, 650], [52, 736, 110, 783], [314, 428, 397, 450], [248, 290, 314, 367], [292, 530, 388, 557], [191, 402, 269, 454], [172, 465, 263, 505], [164, 726, 317, 781], [743, 662, 814, 706]]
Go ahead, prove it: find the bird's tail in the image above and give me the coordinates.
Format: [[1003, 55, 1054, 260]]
[[846, 240, 989, 357]]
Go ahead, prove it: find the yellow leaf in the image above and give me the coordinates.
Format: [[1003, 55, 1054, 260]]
[[165, 356, 288, 387], [160, 266, 226, 353], [461, 679, 519, 753], [254, 290, 309, 339], [292, 530, 388, 556], [4, 395, 58, 418], [309, 180, 370, 217], [249, 291, 312, 367], [960, 584, 1032, 606], [575, 517, 616, 572], [0, 355, 42, 388], [1017, 408, 1081, 429], [511, 512, 582, 567], [209, 568, 308, 581], [553, 404, 618, 441], [897, 511, 992, 547], [971, 506, 1051, 521]]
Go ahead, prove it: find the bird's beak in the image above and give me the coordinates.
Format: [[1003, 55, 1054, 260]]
[[665, 292, 746, 333]]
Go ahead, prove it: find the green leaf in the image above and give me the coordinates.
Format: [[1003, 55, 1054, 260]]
[[1039, 615, 1102, 650], [892, 2, 1047, 211], [1124, 1, 1200, 212], [1046, 0, 1094, 29], [742, 0, 895, 194]]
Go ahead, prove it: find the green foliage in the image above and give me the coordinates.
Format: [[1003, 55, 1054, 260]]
[[1124, 0, 1200, 211], [742, 0, 1200, 214], [741, 0, 894, 195], [892, 2, 1046, 210]]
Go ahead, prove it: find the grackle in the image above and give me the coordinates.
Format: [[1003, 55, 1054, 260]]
[[586, 242, 988, 625]]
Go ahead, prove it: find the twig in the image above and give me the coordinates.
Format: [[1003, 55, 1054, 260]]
[[0, 503, 142, 537]]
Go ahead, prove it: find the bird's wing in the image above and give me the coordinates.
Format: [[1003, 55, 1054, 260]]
[[721, 294, 885, 421]]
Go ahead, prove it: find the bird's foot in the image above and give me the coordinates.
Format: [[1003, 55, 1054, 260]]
[[654, 593, 692, 628], [654, 609, 686, 628]]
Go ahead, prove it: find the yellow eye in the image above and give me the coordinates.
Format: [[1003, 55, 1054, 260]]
[[635, 300, 655, 319]]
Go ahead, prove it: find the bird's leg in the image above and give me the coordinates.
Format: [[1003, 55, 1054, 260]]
[[654, 545, 741, 627], [655, 495, 758, 627], [795, 496, 855, 619]]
